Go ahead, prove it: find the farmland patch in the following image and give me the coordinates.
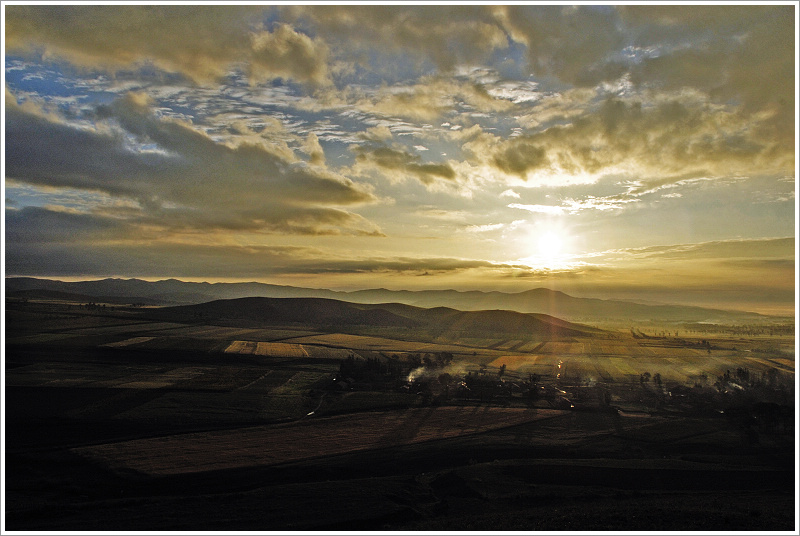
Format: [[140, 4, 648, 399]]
[[163, 325, 260, 339], [224, 340, 256, 354], [608, 358, 640, 378], [6, 362, 144, 388], [74, 407, 566, 476], [102, 337, 156, 348], [589, 359, 614, 382], [488, 355, 541, 371], [224, 341, 310, 358], [513, 341, 546, 353], [131, 336, 221, 352], [285, 333, 463, 353], [539, 342, 585, 354], [303, 346, 353, 360], [116, 381, 173, 389], [740, 356, 795, 375], [4, 333, 83, 345], [270, 371, 327, 395], [255, 343, 308, 358], [769, 358, 795, 370]]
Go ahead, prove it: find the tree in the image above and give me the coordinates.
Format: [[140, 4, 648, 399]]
[[438, 372, 452, 399], [437, 351, 454, 367]]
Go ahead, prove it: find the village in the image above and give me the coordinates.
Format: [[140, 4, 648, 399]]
[[325, 350, 794, 439]]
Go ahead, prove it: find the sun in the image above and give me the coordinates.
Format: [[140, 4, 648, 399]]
[[515, 224, 576, 270], [537, 231, 564, 260]]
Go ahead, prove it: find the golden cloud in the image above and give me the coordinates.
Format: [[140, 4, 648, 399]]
[[283, 5, 510, 72], [5, 6, 330, 85], [468, 95, 794, 187]]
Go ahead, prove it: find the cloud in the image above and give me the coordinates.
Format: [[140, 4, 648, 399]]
[[605, 237, 795, 263], [494, 5, 625, 86], [247, 23, 331, 86], [468, 96, 792, 190], [352, 142, 457, 185], [359, 126, 394, 142], [563, 196, 640, 212], [5, 209, 513, 279], [508, 203, 566, 216], [6, 89, 380, 236], [5, 205, 124, 244], [500, 189, 520, 199], [619, 6, 794, 107], [465, 223, 505, 233], [5, 6, 331, 85], [283, 5, 510, 73], [289, 256, 505, 275], [514, 87, 598, 130], [414, 207, 470, 222], [301, 132, 326, 166], [346, 76, 514, 122], [617, 6, 795, 158]]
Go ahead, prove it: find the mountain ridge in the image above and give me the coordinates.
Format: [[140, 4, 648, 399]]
[[4, 276, 773, 324]]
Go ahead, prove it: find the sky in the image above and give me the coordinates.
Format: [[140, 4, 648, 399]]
[[3, 3, 797, 315]]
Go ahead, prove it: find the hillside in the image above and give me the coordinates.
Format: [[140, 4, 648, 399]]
[[147, 297, 603, 340], [151, 297, 421, 329]]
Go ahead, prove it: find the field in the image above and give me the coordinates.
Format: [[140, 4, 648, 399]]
[[4, 299, 796, 531], [74, 407, 566, 476]]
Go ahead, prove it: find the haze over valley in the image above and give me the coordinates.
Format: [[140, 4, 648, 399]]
[[6, 276, 787, 326]]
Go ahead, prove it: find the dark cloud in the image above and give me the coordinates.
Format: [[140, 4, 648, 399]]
[[5, 98, 167, 199], [6, 91, 381, 236], [5, 206, 123, 244], [353, 144, 456, 185], [497, 5, 625, 86]]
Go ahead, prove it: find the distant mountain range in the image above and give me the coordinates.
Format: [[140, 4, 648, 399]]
[[4, 276, 773, 324]]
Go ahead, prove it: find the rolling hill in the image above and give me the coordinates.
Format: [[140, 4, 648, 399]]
[[146, 296, 605, 340]]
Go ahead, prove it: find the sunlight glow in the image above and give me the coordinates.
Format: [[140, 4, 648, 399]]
[[515, 224, 581, 271]]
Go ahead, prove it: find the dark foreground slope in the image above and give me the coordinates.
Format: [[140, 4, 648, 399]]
[[4, 300, 795, 531]]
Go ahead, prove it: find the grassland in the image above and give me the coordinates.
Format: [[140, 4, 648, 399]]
[[4, 298, 796, 531]]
